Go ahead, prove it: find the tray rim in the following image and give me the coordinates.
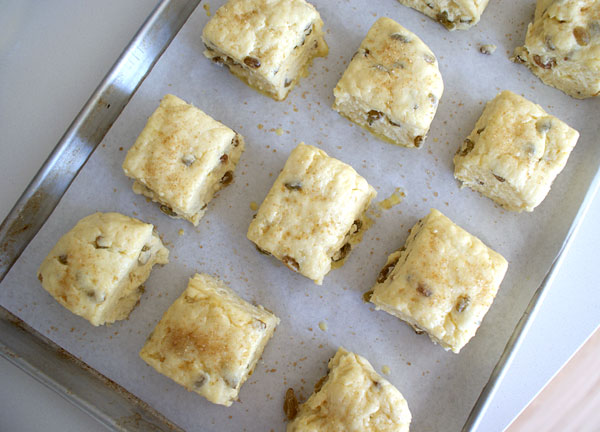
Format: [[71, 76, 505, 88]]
[[1, 1, 599, 430]]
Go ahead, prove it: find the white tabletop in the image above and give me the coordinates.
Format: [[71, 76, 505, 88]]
[[1, 1, 598, 430]]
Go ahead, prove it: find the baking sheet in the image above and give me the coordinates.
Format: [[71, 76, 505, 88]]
[[1, 1, 599, 431]]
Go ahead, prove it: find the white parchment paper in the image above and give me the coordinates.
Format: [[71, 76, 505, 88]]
[[2, 1, 600, 431]]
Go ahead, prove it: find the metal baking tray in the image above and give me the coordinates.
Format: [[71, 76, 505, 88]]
[[1, 0, 599, 430]]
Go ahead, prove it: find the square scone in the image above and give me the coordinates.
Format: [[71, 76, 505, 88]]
[[139, 273, 279, 407], [247, 143, 376, 285], [396, 0, 490, 31], [369, 209, 508, 353], [202, 0, 328, 101], [513, 0, 600, 99], [286, 347, 411, 432], [37, 212, 169, 326], [122, 94, 245, 225], [454, 90, 579, 212], [333, 17, 444, 148]]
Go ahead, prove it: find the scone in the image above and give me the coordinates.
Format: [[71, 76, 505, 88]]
[[202, 0, 328, 101], [513, 0, 600, 99], [37, 212, 169, 326], [333, 17, 444, 148], [247, 143, 376, 285], [369, 209, 508, 353], [139, 273, 279, 406], [396, 0, 490, 30], [454, 90, 579, 212], [122, 94, 245, 225], [286, 347, 411, 432]]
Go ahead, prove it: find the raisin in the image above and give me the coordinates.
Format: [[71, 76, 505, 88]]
[[536, 118, 552, 133], [332, 243, 351, 262], [194, 375, 207, 389], [160, 205, 177, 217], [456, 295, 470, 312], [220, 171, 233, 185], [315, 375, 329, 392], [223, 374, 239, 389], [414, 136, 424, 147], [58, 255, 68, 265], [256, 245, 271, 256], [363, 48, 371, 57], [253, 319, 267, 330], [514, 54, 527, 64], [138, 250, 151, 265], [284, 78, 292, 88], [38, 273, 43, 282], [479, 44, 496, 55], [391, 33, 411, 43], [220, 154, 228, 164], [573, 26, 590, 46], [533, 54, 556, 69], [493, 174, 505, 182], [94, 235, 110, 249], [436, 11, 456, 30], [285, 182, 302, 191], [377, 257, 399, 283], [352, 219, 362, 234], [283, 388, 299, 421], [304, 23, 313, 36], [416, 283, 432, 297], [458, 138, 474, 156], [367, 110, 383, 125], [476, 127, 486, 134], [282, 255, 300, 272], [362, 290, 373, 303], [232, 135, 241, 147], [413, 326, 425, 335], [182, 154, 196, 166], [243, 56, 261, 68]]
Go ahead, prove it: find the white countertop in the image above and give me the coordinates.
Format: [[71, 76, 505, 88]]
[[1, 1, 598, 430]]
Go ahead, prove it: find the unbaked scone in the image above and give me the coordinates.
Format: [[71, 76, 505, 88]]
[[37, 212, 169, 326], [369, 209, 508, 353], [122, 94, 245, 225], [396, 0, 490, 30], [139, 273, 279, 406], [287, 347, 411, 432], [202, 0, 328, 101], [247, 143, 376, 285], [513, 0, 600, 99], [333, 17, 444, 148], [454, 90, 579, 212]]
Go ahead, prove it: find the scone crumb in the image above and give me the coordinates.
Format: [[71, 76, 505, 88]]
[[379, 187, 406, 210], [318, 321, 328, 332], [275, 128, 284, 136], [178, 229, 184, 236], [250, 201, 259, 211], [382, 365, 391, 375], [203, 3, 210, 16], [479, 44, 496, 55]]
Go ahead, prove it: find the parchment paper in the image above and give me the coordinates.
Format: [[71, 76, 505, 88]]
[[2, 1, 600, 431]]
